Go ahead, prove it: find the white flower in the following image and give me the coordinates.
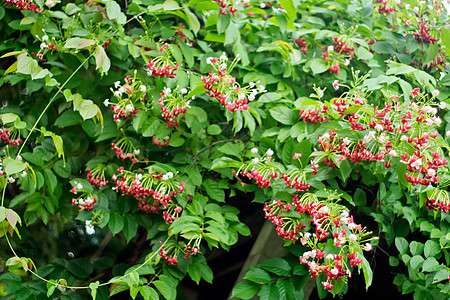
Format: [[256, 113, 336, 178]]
[[260, 2, 266, 8], [375, 124, 383, 131], [40, 43, 47, 50], [17, 155, 22, 161], [114, 81, 121, 88], [219, 63, 227, 70], [252, 158, 259, 164], [238, 93, 246, 101], [248, 94, 256, 101], [45, 0, 56, 7], [76, 183, 83, 190], [258, 85, 266, 92], [400, 135, 409, 142], [266, 149, 274, 156], [322, 133, 330, 140], [439, 102, 446, 109], [343, 137, 351, 145], [249, 82, 255, 88], [103, 99, 110, 107], [251, 147, 258, 154], [125, 104, 133, 112], [446, 130, 450, 137], [413, 6, 419, 13], [180, 88, 188, 94], [331, 268, 339, 275], [427, 168, 436, 177], [319, 206, 329, 214], [424, 105, 433, 113], [419, 1, 426, 6], [349, 234, 357, 242], [394, 0, 401, 5], [326, 254, 334, 261], [134, 149, 140, 155], [426, 118, 434, 126], [344, 59, 350, 66], [341, 210, 349, 218], [435, 117, 442, 126], [389, 150, 398, 157], [85, 221, 95, 235], [114, 90, 122, 97], [42, 35, 49, 42], [85, 197, 94, 204], [140, 85, 147, 92], [327, 45, 334, 52], [378, 134, 386, 143], [220, 53, 228, 61], [348, 222, 356, 230], [21, 171, 27, 178], [135, 174, 143, 181], [411, 159, 422, 169], [166, 172, 174, 179], [364, 243, 373, 251], [405, 4, 410, 9]]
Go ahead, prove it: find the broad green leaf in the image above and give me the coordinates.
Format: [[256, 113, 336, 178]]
[[106, 1, 121, 19], [230, 281, 259, 299], [95, 45, 110, 74], [243, 267, 271, 284], [123, 215, 138, 243], [424, 240, 440, 258], [259, 258, 291, 276], [360, 256, 373, 290], [153, 280, 172, 300], [269, 105, 297, 125], [140, 286, 159, 300], [109, 213, 124, 236], [1, 113, 18, 124], [184, 8, 200, 34], [3, 158, 26, 175]]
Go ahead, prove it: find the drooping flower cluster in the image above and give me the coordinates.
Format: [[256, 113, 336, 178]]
[[158, 87, 192, 128], [4, 0, 43, 12], [87, 168, 108, 187], [71, 182, 98, 211], [423, 188, 450, 213], [212, 0, 238, 16], [201, 53, 266, 112], [0, 127, 22, 146], [376, 0, 395, 14], [111, 137, 140, 162], [262, 191, 375, 291], [106, 74, 146, 122], [412, 22, 440, 45], [294, 38, 309, 54], [112, 168, 185, 214], [146, 44, 179, 78], [233, 148, 279, 188]]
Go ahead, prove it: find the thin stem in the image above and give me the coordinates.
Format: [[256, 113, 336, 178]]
[[16, 52, 95, 158]]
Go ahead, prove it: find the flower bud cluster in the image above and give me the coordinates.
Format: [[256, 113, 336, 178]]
[[376, 0, 395, 14], [294, 38, 308, 54], [158, 87, 192, 128], [0, 127, 22, 146], [71, 183, 97, 211], [87, 168, 108, 187], [111, 138, 140, 162], [5, 0, 43, 12], [152, 136, 170, 147], [146, 44, 179, 78], [233, 148, 279, 187], [202, 54, 266, 112], [108, 76, 146, 122], [213, 0, 238, 16], [112, 169, 185, 214]]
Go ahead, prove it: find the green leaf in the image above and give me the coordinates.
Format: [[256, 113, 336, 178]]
[[51, 133, 64, 161], [109, 213, 124, 236], [64, 38, 95, 49], [203, 179, 225, 202], [410, 255, 424, 269], [260, 284, 279, 300], [441, 28, 450, 56], [163, 0, 180, 10], [123, 215, 138, 243], [106, 1, 121, 19], [5, 209, 20, 228], [259, 258, 291, 276], [89, 281, 100, 300], [424, 240, 440, 258], [225, 22, 240, 46], [230, 281, 259, 299], [3, 158, 26, 175], [309, 58, 328, 74], [95, 45, 110, 74], [207, 124, 222, 135], [66, 258, 93, 279], [1, 113, 18, 124], [0, 206, 5, 222], [395, 237, 409, 255], [184, 8, 200, 34], [79, 101, 100, 120], [153, 280, 172, 300], [210, 157, 242, 170], [422, 257, 440, 272], [17, 55, 38, 75], [46, 281, 57, 297], [276, 278, 295, 300], [269, 105, 297, 125], [244, 267, 271, 284], [140, 286, 159, 300], [360, 256, 373, 290], [356, 46, 373, 60]]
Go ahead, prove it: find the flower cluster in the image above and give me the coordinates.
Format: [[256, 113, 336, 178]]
[[294, 38, 308, 54], [412, 22, 439, 45], [152, 136, 170, 147], [159, 241, 178, 265], [213, 0, 238, 16], [233, 148, 279, 188], [71, 183, 98, 211], [376, 0, 395, 14], [158, 87, 192, 128], [107, 75, 145, 122], [146, 44, 179, 78], [262, 192, 376, 291], [202, 54, 266, 112], [112, 169, 185, 214], [0, 127, 22, 146], [87, 168, 108, 187], [111, 138, 140, 162], [299, 105, 330, 123], [5, 0, 43, 12]]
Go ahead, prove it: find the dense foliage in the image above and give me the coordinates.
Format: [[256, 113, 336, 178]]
[[0, 0, 449, 299]]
